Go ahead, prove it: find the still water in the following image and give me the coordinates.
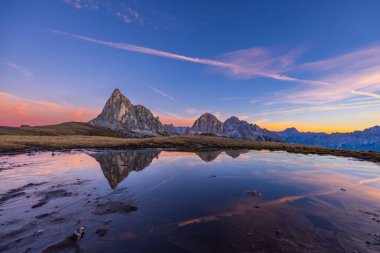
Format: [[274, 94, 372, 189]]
[[0, 149, 380, 252]]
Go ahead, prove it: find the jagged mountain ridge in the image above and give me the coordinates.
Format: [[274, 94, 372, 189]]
[[279, 126, 380, 151], [91, 89, 281, 141], [165, 113, 281, 141]]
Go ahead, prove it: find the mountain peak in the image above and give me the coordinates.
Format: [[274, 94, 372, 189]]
[[90, 89, 163, 136], [283, 127, 299, 133], [225, 116, 240, 123], [111, 88, 121, 96], [199, 112, 218, 119], [191, 112, 224, 135]]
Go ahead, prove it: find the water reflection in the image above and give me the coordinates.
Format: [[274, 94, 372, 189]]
[[196, 149, 249, 162], [91, 150, 160, 189], [196, 151, 223, 162], [92, 150, 251, 188], [1, 150, 380, 253]]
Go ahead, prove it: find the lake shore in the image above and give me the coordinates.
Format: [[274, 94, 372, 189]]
[[0, 135, 379, 163]]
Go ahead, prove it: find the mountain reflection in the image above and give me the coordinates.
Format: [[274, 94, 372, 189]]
[[91, 150, 160, 189], [225, 149, 249, 159], [91, 149, 250, 188], [196, 149, 249, 162], [196, 151, 223, 162]]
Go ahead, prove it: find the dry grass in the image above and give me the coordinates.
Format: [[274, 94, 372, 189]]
[[0, 122, 122, 137], [0, 135, 379, 163]]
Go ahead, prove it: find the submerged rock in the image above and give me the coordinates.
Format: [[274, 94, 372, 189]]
[[94, 200, 138, 215], [95, 227, 108, 237], [247, 190, 262, 197]]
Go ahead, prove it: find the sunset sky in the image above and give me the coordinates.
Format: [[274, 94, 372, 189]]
[[1, 0, 380, 133]]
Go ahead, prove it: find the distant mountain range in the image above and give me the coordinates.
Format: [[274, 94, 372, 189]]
[[89, 89, 380, 151], [278, 127, 380, 151]]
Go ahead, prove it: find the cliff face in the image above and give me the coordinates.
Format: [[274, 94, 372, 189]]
[[90, 89, 163, 137], [224, 116, 280, 141], [190, 113, 224, 135]]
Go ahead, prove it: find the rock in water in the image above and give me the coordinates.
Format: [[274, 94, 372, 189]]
[[90, 89, 164, 137]]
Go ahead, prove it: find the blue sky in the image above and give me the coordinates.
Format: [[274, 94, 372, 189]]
[[1, 0, 380, 132]]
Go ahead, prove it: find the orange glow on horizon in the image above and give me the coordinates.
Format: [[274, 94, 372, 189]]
[[0, 91, 377, 133], [0, 92, 99, 127], [261, 122, 377, 133], [159, 116, 195, 127]]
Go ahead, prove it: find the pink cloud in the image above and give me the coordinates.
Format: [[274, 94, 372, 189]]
[[297, 46, 380, 73], [0, 59, 33, 77], [253, 100, 380, 117], [0, 92, 99, 127]]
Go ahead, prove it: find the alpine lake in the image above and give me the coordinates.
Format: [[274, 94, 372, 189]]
[[1, 149, 380, 253]]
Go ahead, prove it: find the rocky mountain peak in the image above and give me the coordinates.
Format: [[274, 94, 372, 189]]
[[199, 113, 220, 121], [89, 88, 282, 141], [363, 125, 380, 134], [191, 113, 224, 135], [90, 89, 163, 136], [282, 127, 299, 134], [224, 116, 240, 124]]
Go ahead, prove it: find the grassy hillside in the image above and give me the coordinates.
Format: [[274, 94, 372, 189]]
[[0, 135, 379, 163], [0, 122, 122, 137]]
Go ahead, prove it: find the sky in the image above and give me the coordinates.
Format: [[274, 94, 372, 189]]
[[1, 0, 380, 133]]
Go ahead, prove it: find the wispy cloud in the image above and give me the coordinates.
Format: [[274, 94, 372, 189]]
[[155, 109, 195, 126], [63, 0, 142, 25], [275, 46, 380, 104], [147, 85, 175, 100], [157, 109, 182, 118], [50, 29, 380, 115], [237, 114, 249, 120], [254, 100, 380, 117], [297, 46, 380, 74], [186, 108, 199, 114], [0, 92, 98, 126], [50, 30, 321, 84], [216, 46, 325, 85], [63, 0, 83, 9], [0, 58, 33, 77], [350, 90, 380, 100]]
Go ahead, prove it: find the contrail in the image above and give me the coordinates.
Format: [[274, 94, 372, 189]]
[[49, 29, 323, 85]]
